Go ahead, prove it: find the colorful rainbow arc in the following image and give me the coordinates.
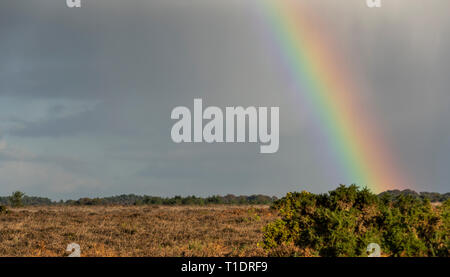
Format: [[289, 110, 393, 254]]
[[259, 0, 409, 192]]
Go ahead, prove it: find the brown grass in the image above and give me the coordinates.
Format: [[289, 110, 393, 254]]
[[0, 205, 277, 257]]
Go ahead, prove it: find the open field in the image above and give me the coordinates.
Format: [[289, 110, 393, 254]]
[[0, 205, 277, 257]]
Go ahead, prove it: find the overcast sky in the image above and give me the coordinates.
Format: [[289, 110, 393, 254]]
[[0, 0, 449, 199]]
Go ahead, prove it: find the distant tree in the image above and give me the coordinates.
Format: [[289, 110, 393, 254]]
[[10, 191, 25, 207]]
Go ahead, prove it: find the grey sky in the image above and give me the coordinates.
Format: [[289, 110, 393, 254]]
[[0, 0, 449, 199]]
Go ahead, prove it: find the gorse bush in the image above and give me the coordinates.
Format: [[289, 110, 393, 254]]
[[262, 185, 449, 257]]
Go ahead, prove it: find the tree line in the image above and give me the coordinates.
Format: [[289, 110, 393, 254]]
[[0, 189, 448, 207], [379, 189, 450, 203], [0, 193, 277, 207]]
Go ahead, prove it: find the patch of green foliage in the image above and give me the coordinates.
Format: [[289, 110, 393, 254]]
[[262, 185, 449, 257]]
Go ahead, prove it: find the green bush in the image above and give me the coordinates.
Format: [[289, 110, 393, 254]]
[[262, 185, 449, 257]]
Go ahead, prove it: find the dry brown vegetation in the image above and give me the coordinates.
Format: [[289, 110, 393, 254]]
[[0, 205, 277, 257]]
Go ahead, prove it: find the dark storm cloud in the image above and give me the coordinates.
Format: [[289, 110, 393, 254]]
[[0, 0, 449, 199], [0, 1, 104, 100], [9, 109, 100, 137]]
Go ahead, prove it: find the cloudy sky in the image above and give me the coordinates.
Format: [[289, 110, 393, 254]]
[[0, 0, 449, 199]]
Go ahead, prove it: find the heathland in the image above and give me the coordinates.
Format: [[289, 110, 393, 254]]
[[0, 205, 275, 256], [0, 186, 448, 257]]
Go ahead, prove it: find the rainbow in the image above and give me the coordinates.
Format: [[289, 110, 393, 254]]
[[258, 0, 409, 192]]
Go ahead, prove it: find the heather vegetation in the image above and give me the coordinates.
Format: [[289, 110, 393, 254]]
[[0, 206, 275, 257], [262, 185, 449, 257]]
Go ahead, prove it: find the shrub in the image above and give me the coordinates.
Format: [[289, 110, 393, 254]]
[[0, 205, 8, 214], [262, 185, 449, 257]]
